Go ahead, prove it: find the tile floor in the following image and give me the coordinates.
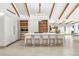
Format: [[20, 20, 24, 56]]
[[0, 35, 79, 56]]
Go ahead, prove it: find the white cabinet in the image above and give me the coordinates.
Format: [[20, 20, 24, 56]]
[[0, 14, 19, 46]]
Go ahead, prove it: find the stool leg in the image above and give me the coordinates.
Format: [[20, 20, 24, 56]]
[[26, 39, 32, 47], [48, 39, 50, 46], [57, 39, 63, 46], [25, 39, 27, 46], [32, 39, 35, 47], [49, 39, 55, 46], [49, 39, 51, 46], [55, 39, 57, 46], [35, 39, 40, 46], [56, 39, 59, 46], [38, 39, 40, 46], [52, 39, 55, 46], [43, 39, 48, 46], [30, 39, 32, 46], [43, 39, 45, 46], [25, 36, 27, 46], [35, 39, 36, 46], [26, 39, 28, 46], [59, 39, 63, 45]]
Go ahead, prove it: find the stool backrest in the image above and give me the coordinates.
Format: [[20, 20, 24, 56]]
[[34, 35, 40, 38], [49, 34, 56, 39], [26, 35, 32, 39], [56, 34, 64, 39], [42, 34, 48, 38]]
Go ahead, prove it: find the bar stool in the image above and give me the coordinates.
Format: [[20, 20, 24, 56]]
[[25, 35, 32, 46], [34, 35, 40, 46], [42, 34, 49, 46], [39, 35, 43, 46], [56, 34, 63, 46], [49, 34, 55, 46]]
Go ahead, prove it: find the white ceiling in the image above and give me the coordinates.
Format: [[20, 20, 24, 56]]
[[60, 3, 77, 19], [27, 3, 39, 15], [15, 3, 28, 16], [0, 3, 79, 24]]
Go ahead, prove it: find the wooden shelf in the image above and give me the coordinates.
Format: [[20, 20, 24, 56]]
[[20, 26, 28, 28]]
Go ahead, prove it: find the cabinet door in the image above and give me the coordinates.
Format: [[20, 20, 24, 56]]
[[39, 20, 48, 32]]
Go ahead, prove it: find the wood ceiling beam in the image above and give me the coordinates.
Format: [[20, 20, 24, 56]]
[[7, 9, 16, 15], [66, 3, 79, 19], [11, 3, 20, 17], [59, 4, 79, 24], [58, 3, 69, 19], [65, 21, 73, 24], [25, 3, 30, 17], [52, 3, 69, 25], [71, 21, 79, 24], [49, 3, 55, 19], [57, 21, 72, 25], [39, 3, 41, 13]]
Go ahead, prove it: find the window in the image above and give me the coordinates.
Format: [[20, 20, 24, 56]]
[[78, 24, 79, 31], [64, 26, 66, 32]]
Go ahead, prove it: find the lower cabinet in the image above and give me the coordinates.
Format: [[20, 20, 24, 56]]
[[20, 32, 26, 40]]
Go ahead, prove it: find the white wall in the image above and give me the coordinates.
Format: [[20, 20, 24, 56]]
[[65, 25, 70, 34], [59, 25, 64, 33], [54, 23, 74, 34], [0, 3, 16, 16], [20, 15, 49, 33]]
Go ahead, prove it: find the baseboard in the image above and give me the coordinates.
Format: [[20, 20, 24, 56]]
[[0, 39, 19, 48]]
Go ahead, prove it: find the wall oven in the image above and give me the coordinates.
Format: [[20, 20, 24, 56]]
[[20, 28, 28, 33]]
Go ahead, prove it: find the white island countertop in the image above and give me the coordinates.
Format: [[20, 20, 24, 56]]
[[25, 33, 67, 36]]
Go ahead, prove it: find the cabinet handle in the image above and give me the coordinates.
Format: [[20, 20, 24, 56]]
[[13, 25, 15, 35]]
